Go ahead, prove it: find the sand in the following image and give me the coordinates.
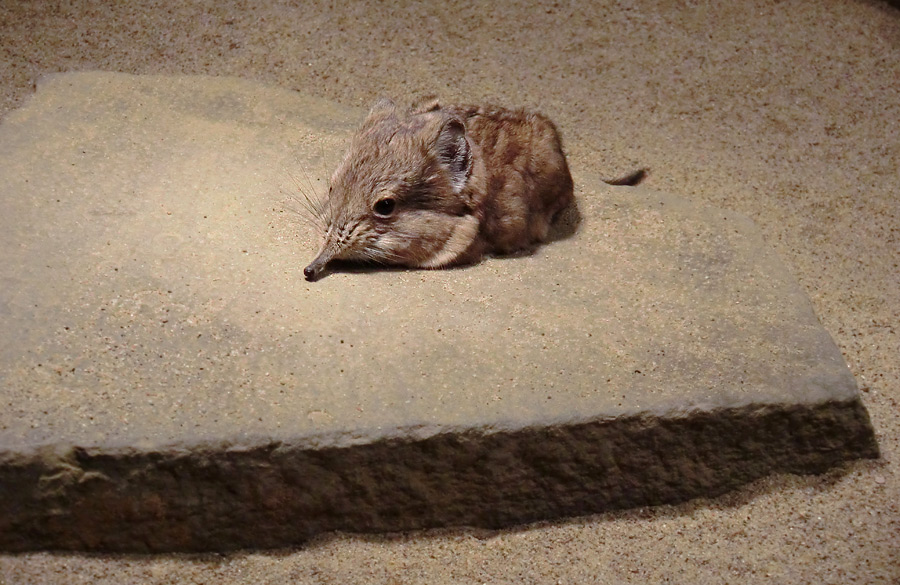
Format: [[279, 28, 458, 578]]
[[0, 0, 897, 583]]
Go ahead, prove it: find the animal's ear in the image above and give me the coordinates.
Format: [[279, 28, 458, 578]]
[[365, 97, 397, 122], [435, 118, 471, 193], [410, 95, 441, 114]]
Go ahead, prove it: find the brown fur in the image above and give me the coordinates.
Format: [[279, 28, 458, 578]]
[[303, 98, 575, 281]]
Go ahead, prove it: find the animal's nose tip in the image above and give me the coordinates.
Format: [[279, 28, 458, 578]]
[[304, 249, 334, 281]]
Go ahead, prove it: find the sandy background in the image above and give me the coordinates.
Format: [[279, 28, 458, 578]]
[[0, 1, 897, 583]]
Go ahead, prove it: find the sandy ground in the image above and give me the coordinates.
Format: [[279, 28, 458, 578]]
[[0, 1, 897, 583]]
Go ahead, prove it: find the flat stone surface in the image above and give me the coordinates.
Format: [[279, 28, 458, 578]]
[[0, 72, 877, 552]]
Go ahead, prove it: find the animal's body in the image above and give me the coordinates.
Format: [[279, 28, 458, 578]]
[[302, 98, 637, 281]]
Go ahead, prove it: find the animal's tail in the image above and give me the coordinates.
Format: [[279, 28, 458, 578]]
[[603, 168, 647, 186]]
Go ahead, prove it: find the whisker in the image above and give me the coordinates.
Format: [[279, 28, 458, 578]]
[[298, 165, 326, 216], [283, 170, 329, 235]]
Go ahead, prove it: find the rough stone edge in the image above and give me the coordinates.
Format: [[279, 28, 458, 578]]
[[0, 398, 879, 553]]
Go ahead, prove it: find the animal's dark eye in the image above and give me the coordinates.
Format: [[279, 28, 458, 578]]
[[373, 197, 396, 217]]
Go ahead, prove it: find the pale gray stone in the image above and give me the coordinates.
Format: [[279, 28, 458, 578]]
[[0, 72, 877, 552]]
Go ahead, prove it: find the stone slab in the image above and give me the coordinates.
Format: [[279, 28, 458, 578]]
[[0, 72, 878, 552]]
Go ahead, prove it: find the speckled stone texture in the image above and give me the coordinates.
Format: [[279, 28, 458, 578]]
[[0, 72, 877, 552]]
